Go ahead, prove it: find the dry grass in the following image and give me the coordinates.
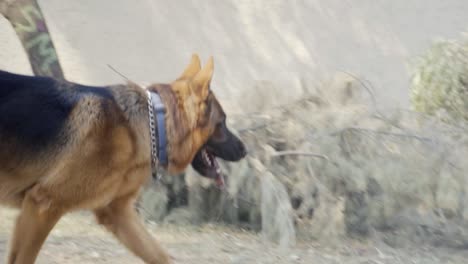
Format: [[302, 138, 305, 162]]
[[140, 71, 468, 250]]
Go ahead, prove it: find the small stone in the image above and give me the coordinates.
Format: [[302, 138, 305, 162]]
[[290, 254, 301, 261]]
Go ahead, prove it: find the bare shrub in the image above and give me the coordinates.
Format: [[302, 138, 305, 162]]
[[410, 32, 468, 121], [217, 72, 468, 248], [140, 71, 468, 249]]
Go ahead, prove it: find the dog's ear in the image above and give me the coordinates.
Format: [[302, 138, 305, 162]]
[[178, 53, 201, 80], [192, 56, 214, 99]]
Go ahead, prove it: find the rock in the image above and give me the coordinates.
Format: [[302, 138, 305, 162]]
[[139, 182, 169, 222], [344, 191, 370, 238], [163, 207, 198, 225]]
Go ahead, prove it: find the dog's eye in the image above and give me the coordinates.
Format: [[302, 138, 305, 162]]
[[216, 119, 226, 129]]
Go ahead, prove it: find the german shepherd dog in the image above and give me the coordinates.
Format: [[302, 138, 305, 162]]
[[0, 54, 246, 264]]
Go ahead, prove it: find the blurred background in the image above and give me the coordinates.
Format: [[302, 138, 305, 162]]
[[1, 0, 468, 263]]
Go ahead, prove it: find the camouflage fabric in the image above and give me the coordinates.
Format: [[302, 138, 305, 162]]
[[1, 0, 64, 79]]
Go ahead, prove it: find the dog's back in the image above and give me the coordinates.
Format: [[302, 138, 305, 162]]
[[0, 69, 120, 152], [0, 70, 75, 151]]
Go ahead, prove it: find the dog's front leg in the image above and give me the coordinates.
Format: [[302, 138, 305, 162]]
[[94, 194, 172, 264], [7, 186, 64, 264]]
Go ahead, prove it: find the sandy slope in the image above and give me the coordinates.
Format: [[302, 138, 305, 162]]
[[0, 208, 467, 264], [1, 1, 468, 111]]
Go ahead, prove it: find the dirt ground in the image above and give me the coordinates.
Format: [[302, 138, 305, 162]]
[[0, 208, 467, 264]]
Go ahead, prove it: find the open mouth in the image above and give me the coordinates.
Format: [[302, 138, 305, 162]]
[[192, 147, 225, 189], [191, 132, 246, 189]]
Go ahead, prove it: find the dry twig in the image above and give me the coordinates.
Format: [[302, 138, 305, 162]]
[[271, 151, 329, 161]]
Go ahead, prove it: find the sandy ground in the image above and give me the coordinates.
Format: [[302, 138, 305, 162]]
[[0, 208, 467, 264]]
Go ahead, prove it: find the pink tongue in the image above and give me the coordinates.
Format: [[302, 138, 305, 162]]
[[204, 150, 225, 189], [215, 174, 225, 189]]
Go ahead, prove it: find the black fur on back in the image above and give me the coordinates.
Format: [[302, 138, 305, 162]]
[[0, 70, 115, 152]]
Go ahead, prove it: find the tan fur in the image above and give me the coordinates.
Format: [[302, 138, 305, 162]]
[[149, 56, 217, 173], [1, 54, 223, 264]]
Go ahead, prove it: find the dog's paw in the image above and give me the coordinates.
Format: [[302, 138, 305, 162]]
[[150, 253, 175, 264]]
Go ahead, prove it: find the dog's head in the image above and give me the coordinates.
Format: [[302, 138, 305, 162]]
[[148, 54, 246, 185], [190, 90, 247, 186]]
